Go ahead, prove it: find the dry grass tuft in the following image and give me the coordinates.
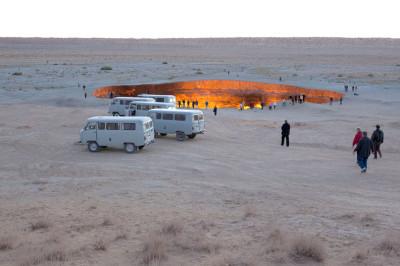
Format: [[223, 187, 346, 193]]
[[100, 66, 112, 71], [101, 218, 113, 226], [30, 220, 51, 231], [141, 235, 167, 265], [114, 232, 128, 241], [374, 237, 400, 256], [20, 248, 67, 266], [161, 220, 183, 236], [266, 229, 286, 254], [211, 255, 255, 266], [0, 236, 15, 250], [243, 205, 256, 219], [288, 235, 325, 263], [93, 239, 107, 251], [351, 249, 369, 263], [174, 232, 220, 254]]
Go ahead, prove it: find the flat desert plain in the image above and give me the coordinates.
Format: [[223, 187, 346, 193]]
[[0, 38, 400, 266]]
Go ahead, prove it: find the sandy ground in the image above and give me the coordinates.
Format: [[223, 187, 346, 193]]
[[0, 38, 400, 266]]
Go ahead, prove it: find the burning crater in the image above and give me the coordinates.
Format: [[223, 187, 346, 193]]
[[93, 80, 343, 108]]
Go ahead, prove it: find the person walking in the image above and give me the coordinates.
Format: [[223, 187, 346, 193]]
[[371, 125, 384, 159], [213, 106, 218, 116], [352, 128, 363, 148], [353, 131, 374, 173], [178, 101, 181, 108], [281, 120, 290, 147], [339, 97, 343, 104], [205, 101, 209, 109]]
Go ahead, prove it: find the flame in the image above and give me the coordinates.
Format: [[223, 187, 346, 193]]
[[93, 80, 343, 108]]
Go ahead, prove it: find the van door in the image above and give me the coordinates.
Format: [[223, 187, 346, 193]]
[[82, 121, 97, 143]]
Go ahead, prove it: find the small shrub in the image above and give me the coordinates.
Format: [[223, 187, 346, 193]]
[[161, 221, 183, 236], [395, 64, 400, 67], [30, 220, 51, 231], [12, 72, 23, 76], [374, 238, 400, 256], [100, 66, 112, 71], [162, 61, 168, 64], [0, 237, 14, 250], [94, 240, 107, 251], [289, 235, 325, 262], [243, 206, 256, 219], [351, 250, 369, 263], [337, 74, 344, 77], [196, 70, 203, 75], [114, 232, 128, 241], [20, 249, 67, 266], [101, 218, 113, 226], [141, 236, 167, 265], [367, 73, 374, 77]]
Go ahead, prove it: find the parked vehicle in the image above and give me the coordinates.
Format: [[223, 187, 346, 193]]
[[126, 101, 175, 116], [80, 116, 154, 153], [138, 94, 176, 104], [108, 97, 155, 116], [148, 109, 205, 141]]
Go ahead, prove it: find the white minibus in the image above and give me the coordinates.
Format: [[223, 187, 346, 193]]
[[148, 109, 205, 141], [108, 97, 155, 116], [80, 116, 154, 153], [138, 94, 176, 104], [126, 101, 175, 116]]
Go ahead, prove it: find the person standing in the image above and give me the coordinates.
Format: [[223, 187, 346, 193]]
[[182, 100, 186, 108], [352, 128, 363, 148], [354, 131, 374, 173], [213, 106, 218, 116], [371, 125, 384, 159], [205, 100, 209, 109], [281, 120, 290, 147], [339, 97, 343, 105], [178, 101, 181, 108]]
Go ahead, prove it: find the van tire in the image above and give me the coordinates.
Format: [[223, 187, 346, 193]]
[[112, 112, 120, 116], [125, 143, 137, 153], [176, 131, 185, 141], [139, 145, 144, 150], [187, 133, 196, 139], [160, 133, 167, 136], [88, 142, 99, 152]]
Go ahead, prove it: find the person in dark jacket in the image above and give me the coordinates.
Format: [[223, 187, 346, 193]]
[[371, 125, 384, 159], [281, 120, 290, 147], [213, 106, 218, 116], [353, 131, 374, 173]]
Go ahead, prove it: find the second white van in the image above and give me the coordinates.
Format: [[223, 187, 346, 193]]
[[148, 109, 205, 141], [126, 101, 176, 116], [108, 97, 155, 116]]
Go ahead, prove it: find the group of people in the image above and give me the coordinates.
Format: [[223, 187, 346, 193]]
[[177, 100, 200, 109], [280, 121, 385, 174], [352, 125, 384, 173]]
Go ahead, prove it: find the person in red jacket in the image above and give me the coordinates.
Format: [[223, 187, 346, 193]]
[[352, 128, 362, 148]]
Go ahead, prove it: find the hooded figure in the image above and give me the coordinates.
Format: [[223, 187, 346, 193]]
[[354, 131, 374, 173], [281, 120, 290, 147]]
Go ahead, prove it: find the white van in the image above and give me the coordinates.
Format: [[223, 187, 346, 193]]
[[138, 94, 176, 104], [108, 97, 155, 116], [80, 116, 154, 153], [126, 101, 176, 116], [148, 109, 205, 141]]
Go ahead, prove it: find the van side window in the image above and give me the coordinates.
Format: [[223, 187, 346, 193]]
[[98, 122, 105, 130], [162, 113, 173, 120], [198, 114, 204, 120], [143, 105, 150, 110], [193, 115, 199, 121], [123, 123, 136, 130], [106, 123, 119, 130], [156, 113, 162, 119], [155, 98, 164, 102], [137, 105, 141, 110], [175, 114, 186, 121], [120, 100, 124, 105]]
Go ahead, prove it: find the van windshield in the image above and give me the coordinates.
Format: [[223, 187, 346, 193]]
[[143, 121, 153, 130]]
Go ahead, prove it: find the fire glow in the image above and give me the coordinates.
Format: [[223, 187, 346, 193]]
[[93, 80, 343, 108]]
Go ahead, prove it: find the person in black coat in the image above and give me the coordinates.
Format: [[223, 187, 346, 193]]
[[371, 125, 384, 159], [281, 120, 290, 147], [353, 131, 374, 173]]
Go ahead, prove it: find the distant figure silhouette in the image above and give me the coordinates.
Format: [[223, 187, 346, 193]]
[[213, 106, 218, 116], [281, 120, 290, 147]]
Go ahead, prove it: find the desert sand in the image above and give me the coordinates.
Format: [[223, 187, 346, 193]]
[[0, 38, 400, 266]]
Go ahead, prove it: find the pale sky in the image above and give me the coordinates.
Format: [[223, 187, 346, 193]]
[[1, 0, 399, 38]]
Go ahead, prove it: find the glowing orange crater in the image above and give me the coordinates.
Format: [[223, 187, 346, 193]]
[[93, 80, 343, 108]]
